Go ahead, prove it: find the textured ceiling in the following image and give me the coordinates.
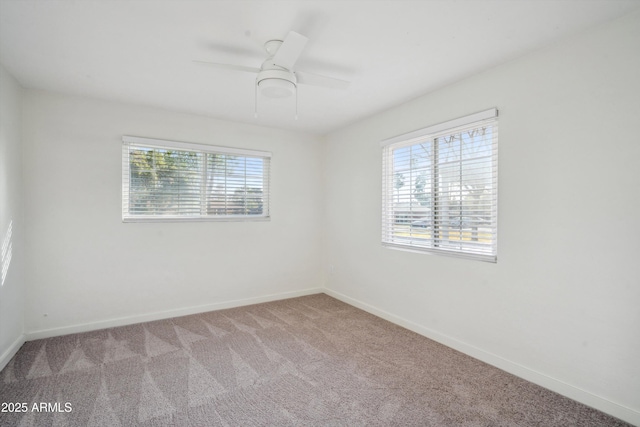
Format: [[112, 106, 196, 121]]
[[1, 0, 639, 134]]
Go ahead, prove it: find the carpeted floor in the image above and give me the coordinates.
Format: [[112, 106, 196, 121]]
[[0, 294, 630, 426]]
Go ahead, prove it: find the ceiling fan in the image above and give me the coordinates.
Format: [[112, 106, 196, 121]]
[[195, 31, 350, 118]]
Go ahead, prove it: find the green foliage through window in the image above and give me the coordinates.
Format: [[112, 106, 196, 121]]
[[123, 137, 270, 221]]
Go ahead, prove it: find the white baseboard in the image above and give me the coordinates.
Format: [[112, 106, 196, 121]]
[[324, 288, 640, 427], [26, 287, 323, 341], [0, 334, 26, 372]]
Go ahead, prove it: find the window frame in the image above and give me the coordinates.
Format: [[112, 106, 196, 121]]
[[380, 108, 498, 262], [122, 136, 271, 222]]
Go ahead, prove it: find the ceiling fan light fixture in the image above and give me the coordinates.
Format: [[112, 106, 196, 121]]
[[254, 69, 299, 119], [257, 68, 297, 98], [259, 78, 295, 98]]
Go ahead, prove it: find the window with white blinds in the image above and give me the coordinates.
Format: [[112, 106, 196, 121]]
[[122, 136, 270, 222], [381, 109, 498, 262]]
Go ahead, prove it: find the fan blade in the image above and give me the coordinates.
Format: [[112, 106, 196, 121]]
[[296, 71, 350, 90], [193, 60, 260, 74], [272, 31, 308, 70]]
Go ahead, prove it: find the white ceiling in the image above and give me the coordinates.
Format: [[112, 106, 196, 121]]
[[1, 0, 639, 135]]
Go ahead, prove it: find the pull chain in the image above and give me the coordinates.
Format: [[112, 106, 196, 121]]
[[254, 82, 258, 118]]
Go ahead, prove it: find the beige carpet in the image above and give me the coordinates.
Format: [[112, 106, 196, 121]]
[[0, 294, 630, 426]]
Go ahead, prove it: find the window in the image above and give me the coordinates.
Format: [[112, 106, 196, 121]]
[[381, 109, 498, 262], [122, 136, 270, 222]]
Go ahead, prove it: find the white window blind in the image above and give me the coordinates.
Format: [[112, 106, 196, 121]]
[[381, 109, 498, 262], [122, 136, 270, 222]]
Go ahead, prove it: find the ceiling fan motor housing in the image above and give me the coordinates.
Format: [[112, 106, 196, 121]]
[[264, 39, 284, 57]]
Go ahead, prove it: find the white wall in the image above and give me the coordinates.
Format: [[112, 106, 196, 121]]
[[323, 10, 640, 424], [8, 8, 639, 425], [22, 91, 324, 336], [0, 64, 25, 369]]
